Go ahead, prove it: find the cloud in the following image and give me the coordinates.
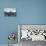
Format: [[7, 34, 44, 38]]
[[4, 8, 16, 12]]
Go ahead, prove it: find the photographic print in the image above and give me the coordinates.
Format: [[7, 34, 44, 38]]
[[4, 8, 16, 16], [18, 24, 46, 46]]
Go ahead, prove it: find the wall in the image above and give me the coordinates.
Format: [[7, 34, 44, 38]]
[[0, 0, 46, 44]]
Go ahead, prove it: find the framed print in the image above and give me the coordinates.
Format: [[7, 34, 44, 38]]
[[4, 8, 16, 16], [18, 24, 46, 42]]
